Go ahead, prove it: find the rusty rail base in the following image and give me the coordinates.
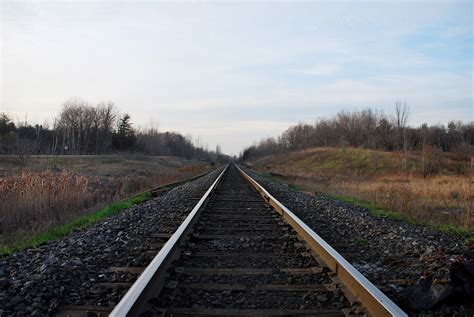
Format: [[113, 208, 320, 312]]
[[236, 165, 407, 317]]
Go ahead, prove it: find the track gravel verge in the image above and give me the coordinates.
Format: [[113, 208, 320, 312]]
[[241, 165, 473, 317], [0, 167, 224, 316]]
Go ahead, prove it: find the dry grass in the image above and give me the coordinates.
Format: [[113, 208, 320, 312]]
[[249, 147, 473, 233], [320, 175, 472, 230], [0, 155, 212, 247], [0, 170, 118, 235]]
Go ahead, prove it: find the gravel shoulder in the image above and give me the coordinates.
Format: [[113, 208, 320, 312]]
[[241, 166, 473, 316], [0, 167, 224, 316]]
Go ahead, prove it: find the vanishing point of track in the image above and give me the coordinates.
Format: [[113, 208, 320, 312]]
[[109, 163, 407, 317]]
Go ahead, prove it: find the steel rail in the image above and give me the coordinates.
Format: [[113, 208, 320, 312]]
[[109, 164, 228, 317], [236, 165, 408, 317]]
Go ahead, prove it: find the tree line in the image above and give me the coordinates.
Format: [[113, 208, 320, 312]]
[[0, 97, 226, 161], [241, 102, 473, 161]]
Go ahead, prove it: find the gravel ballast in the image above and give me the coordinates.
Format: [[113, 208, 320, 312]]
[[241, 166, 473, 316], [0, 167, 224, 316], [1, 164, 472, 316]]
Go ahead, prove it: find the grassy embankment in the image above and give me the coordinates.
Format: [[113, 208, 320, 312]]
[[0, 192, 152, 256], [246, 147, 472, 240], [0, 155, 213, 255]]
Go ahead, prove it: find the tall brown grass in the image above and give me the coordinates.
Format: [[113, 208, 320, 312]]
[[0, 165, 210, 242], [328, 175, 472, 230], [250, 148, 473, 232], [264, 168, 472, 231], [0, 170, 107, 235]]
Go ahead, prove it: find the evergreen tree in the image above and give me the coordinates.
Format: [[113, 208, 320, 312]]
[[0, 113, 17, 154], [112, 114, 136, 151]]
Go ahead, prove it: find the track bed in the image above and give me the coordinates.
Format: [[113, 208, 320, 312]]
[[137, 165, 357, 316]]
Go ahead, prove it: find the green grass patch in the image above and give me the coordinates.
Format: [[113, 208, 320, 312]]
[[260, 173, 302, 192], [465, 236, 474, 245], [356, 236, 369, 246], [0, 192, 152, 257], [260, 173, 287, 185], [324, 194, 408, 222], [288, 183, 302, 191]]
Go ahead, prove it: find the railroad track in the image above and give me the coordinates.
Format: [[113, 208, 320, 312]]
[[103, 163, 407, 317]]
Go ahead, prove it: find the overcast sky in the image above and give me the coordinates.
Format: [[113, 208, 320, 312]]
[[1, 1, 472, 155]]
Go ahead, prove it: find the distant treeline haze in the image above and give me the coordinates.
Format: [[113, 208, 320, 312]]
[[0, 97, 225, 161], [242, 102, 473, 162]]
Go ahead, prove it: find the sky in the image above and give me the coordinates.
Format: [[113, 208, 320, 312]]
[[1, 1, 472, 155]]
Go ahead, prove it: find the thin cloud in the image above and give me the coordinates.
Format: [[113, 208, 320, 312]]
[[295, 64, 342, 76], [1, 1, 472, 155]]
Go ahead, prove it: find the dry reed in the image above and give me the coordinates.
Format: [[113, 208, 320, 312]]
[[260, 157, 474, 231], [0, 165, 209, 242]]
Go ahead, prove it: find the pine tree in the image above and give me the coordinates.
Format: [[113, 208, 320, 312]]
[[112, 114, 136, 151]]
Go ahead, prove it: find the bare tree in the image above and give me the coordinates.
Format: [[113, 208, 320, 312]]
[[239, 104, 471, 165], [395, 101, 409, 172], [375, 115, 394, 150], [421, 123, 428, 177], [395, 101, 409, 150], [95, 101, 117, 154], [58, 97, 87, 154]]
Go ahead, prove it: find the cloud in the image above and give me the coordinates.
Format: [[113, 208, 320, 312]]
[[441, 24, 472, 38], [294, 64, 342, 76], [1, 1, 471, 156]]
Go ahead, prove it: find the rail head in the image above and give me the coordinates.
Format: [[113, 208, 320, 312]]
[[236, 164, 408, 317], [109, 165, 228, 317]]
